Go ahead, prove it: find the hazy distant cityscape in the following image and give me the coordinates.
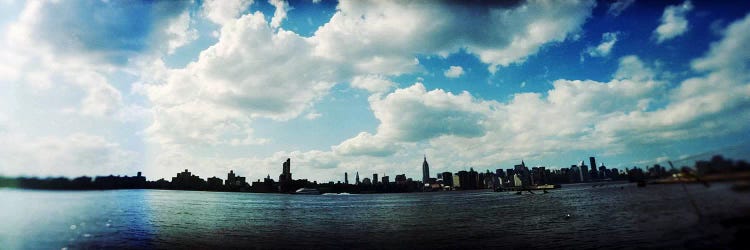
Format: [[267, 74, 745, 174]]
[[2, 154, 748, 194]]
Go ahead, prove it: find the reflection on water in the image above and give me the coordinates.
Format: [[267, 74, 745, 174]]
[[1, 182, 749, 249]]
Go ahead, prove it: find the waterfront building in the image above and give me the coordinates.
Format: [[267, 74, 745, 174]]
[[362, 178, 372, 185], [373, 174, 378, 185], [226, 170, 247, 189], [441, 172, 453, 187], [571, 164, 582, 182], [513, 174, 523, 187], [610, 168, 619, 179], [514, 162, 530, 187], [356, 172, 361, 184], [382, 175, 389, 184], [580, 161, 590, 182], [589, 157, 598, 179], [506, 169, 515, 179], [171, 169, 204, 190], [495, 169, 506, 180], [345, 172, 349, 184], [422, 155, 430, 184], [279, 158, 293, 193], [452, 174, 460, 188], [207, 176, 223, 190], [395, 174, 406, 185]]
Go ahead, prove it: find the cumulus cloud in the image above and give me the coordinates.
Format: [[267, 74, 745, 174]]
[[443, 66, 464, 78], [333, 83, 491, 157], [202, 0, 253, 25], [269, 0, 290, 29], [140, 0, 596, 153], [372, 83, 489, 142], [164, 11, 199, 54], [654, 1, 693, 44], [604, 12, 750, 142], [312, 0, 595, 73], [0, 133, 139, 177], [8, 0, 190, 65], [140, 12, 337, 148], [586, 32, 618, 58], [350, 75, 396, 93], [334, 132, 399, 157], [0, 0, 199, 118], [327, 9, 750, 169]]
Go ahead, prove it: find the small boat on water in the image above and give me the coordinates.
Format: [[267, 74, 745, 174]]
[[294, 188, 320, 195]]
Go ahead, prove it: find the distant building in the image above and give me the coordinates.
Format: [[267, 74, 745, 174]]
[[589, 157, 598, 179], [513, 174, 523, 187], [279, 158, 293, 193], [207, 176, 223, 190], [514, 161, 530, 187], [381, 175, 390, 184], [373, 174, 378, 185], [452, 174, 460, 188], [422, 155, 430, 184], [395, 174, 407, 185], [362, 178, 372, 185], [356, 172, 361, 185], [441, 172, 453, 187], [345, 172, 349, 184], [171, 169, 204, 190], [226, 170, 247, 189], [580, 161, 590, 182]]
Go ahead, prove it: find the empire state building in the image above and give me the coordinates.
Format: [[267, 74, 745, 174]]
[[422, 155, 430, 184]]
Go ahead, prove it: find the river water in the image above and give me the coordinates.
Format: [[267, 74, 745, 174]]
[[1, 182, 749, 249]]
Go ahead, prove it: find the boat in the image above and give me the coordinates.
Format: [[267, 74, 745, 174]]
[[294, 188, 320, 195]]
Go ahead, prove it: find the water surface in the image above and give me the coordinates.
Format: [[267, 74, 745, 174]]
[[1, 182, 748, 249]]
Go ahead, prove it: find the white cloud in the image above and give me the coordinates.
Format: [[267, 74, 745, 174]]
[[269, 0, 290, 29], [443, 66, 464, 78], [0, 133, 139, 177], [371, 83, 490, 142], [654, 1, 693, 43], [350, 75, 396, 94], [141, 12, 332, 149], [163, 11, 198, 54], [202, 0, 253, 25], [608, 0, 635, 16], [312, 0, 595, 73], [141, 0, 598, 153], [334, 132, 399, 157], [586, 32, 618, 57]]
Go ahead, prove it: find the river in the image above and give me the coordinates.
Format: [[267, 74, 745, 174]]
[[1, 182, 749, 249]]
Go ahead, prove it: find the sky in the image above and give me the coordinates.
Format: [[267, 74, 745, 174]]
[[1, 0, 750, 183]]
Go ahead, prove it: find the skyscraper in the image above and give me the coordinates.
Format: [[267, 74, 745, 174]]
[[589, 157, 598, 180], [279, 158, 293, 192], [344, 172, 349, 184], [422, 155, 430, 184], [356, 172, 360, 184], [373, 173, 378, 184], [589, 157, 597, 172]]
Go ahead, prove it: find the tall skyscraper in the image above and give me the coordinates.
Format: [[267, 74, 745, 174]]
[[344, 172, 349, 184], [589, 157, 597, 172], [279, 158, 293, 192], [356, 172, 360, 184], [422, 155, 430, 184], [373, 173, 378, 184], [579, 161, 589, 182]]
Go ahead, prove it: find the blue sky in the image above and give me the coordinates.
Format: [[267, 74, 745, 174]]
[[1, 0, 750, 182]]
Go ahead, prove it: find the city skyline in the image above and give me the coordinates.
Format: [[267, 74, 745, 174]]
[[2, 0, 750, 183]]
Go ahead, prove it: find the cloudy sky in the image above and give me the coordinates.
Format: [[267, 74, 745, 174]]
[[1, 0, 749, 182]]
